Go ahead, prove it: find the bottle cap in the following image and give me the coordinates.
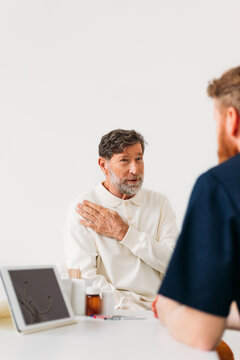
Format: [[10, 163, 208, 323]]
[[86, 286, 100, 295]]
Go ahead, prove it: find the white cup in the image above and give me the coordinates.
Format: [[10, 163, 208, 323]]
[[61, 278, 72, 302], [71, 279, 87, 315]]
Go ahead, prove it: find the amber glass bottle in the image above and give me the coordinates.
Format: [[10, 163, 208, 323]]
[[86, 287, 101, 316]]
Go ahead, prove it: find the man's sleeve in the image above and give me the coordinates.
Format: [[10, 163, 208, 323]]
[[63, 202, 113, 291], [121, 196, 178, 273], [158, 173, 236, 317]]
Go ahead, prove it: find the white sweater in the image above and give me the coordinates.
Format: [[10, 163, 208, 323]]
[[63, 183, 178, 310]]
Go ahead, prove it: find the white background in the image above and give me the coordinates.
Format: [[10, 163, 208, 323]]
[[1, 0, 240, 267]]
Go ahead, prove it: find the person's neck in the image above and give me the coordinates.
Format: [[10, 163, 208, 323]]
[[102, 181, 133, 200], [218, 148, 240, 164]]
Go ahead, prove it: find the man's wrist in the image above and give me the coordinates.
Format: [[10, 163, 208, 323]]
[[118, 223, 129, 241]]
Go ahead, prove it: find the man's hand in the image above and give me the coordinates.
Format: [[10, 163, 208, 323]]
[[153, 294, 226, 350], [152, 295, 159, 318], [76, 200, 129, 241], [154, 294, 180, 325]]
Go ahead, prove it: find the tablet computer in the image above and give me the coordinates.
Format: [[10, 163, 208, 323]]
[[0, 265, 76, 334]]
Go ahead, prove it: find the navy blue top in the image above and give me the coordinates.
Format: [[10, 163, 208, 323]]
[[159, 153, 240, 317]]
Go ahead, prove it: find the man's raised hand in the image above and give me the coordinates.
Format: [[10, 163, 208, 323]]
[[76, 200, 129, 241]]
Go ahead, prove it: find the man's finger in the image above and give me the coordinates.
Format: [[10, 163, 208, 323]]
[[82, 200, 103, 212], [76, 207, 97, 223], [79, 219, 95, 230], [77, 203, 98, 218], [151, 300, 158, 318]]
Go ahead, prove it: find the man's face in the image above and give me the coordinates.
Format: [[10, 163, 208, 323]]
[[214, 100, 239, 163], [105, 143, 144, 198]]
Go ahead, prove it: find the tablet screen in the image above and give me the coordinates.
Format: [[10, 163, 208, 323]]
[[9, 268, 70, 325]]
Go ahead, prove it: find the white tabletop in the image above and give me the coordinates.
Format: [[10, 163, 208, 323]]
[[0, 279, 220, 360], [0, 310, 219, 360]]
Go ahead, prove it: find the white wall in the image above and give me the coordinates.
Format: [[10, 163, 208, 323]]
[[1, 0, 240, 266]]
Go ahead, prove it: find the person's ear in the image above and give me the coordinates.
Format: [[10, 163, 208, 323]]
[[226, 106, 239, 137], [98, 157, 109, 175]]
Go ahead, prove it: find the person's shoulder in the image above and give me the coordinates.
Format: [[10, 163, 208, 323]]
[[141, 188, 170, 206], [141, 187, 166, 199], [140, 189, 176, 219], [193, 154, 240, 213], [198, 153, 240, 189], [208, 153, 240, 179], [67, 184, 100, 211]]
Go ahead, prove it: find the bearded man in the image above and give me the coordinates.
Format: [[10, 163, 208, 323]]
[[153, 66, 240, 350], [64, 129, 178, 310]]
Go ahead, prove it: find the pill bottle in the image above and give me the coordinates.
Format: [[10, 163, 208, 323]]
[[86, 286, 101, 316], [101, 291, 114, 317]]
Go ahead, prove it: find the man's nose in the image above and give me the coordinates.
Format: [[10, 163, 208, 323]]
[[129, 161, 138, 174]]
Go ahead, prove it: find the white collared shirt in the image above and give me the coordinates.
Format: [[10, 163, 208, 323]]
[[63, 183, 178, 310]]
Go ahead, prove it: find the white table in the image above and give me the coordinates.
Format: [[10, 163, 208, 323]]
[[0, 280, 219, 360], [0, 310, 220, 360]]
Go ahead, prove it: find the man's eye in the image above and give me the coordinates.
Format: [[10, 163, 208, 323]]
[[120, 159, 128, 162], [136, 157, 143, 161]]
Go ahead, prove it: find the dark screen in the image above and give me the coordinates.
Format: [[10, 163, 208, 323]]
[[9, 268, 70, 325]]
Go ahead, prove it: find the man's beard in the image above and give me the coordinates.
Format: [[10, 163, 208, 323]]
[[108, 168, 144, 196], [218, 126, 238, 164]]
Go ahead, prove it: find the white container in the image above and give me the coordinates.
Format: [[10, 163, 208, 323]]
[[101, 291, 114, 317], [71, 279, 87, 315], [61, 278, 72, 302]]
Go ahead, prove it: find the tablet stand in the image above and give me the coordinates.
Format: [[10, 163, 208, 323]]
[[0, 300, 14, 330]]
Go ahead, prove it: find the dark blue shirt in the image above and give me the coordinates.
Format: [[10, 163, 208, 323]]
[[159, 153, 240, 317]]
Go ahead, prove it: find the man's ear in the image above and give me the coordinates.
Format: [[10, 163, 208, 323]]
[[98, 157, 109, 175], [226, 106, 239, 137]]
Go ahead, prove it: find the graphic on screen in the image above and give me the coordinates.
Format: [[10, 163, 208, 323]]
[[9, 268, 70, 325]]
